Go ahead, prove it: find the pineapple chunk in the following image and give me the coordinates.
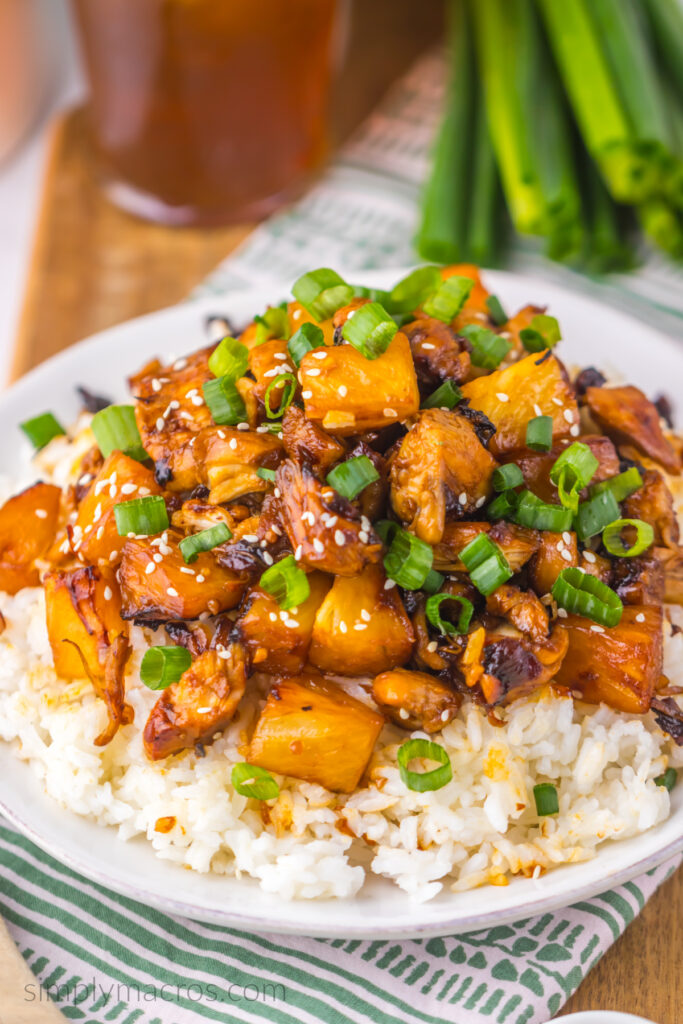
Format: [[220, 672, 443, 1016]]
[[528, 531, 579, 595], [0, 482, 61, 594], [74, 451, 161, 567], [585, 385, 680, 474], [309, 563, 414, 676], [553, 605, 663, 713], [118, 529, 246, 621], [299, 332, 419, 435], [236, 572, 331, 674], [248, 674, 385, 792], [461, 352, 579, 457], [390, 409, 498, 544]]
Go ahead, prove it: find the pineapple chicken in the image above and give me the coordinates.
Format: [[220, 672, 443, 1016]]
[[514, 435, 620, 504], [584, 385, 681, 474], [372, 668, 462, 733], [0, 481, 61, 594]]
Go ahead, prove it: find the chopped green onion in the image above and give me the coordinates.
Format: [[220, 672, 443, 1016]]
[[254, 307, 290, 346], [423, 275, 474, 323], [388, 266, 443, 314], [179, 523, 232, 563], [421, 380, 463, 410], [91, 405, 148, 461], [493, 463, 524, 491], [384, 528, 434, 590], [654, 768, 677, 792], [114, 495, 169, 537], [140, 646, 192, 690], [20, 412, 66, 450], [264, 373, 297, 419], [425, 592, 473, 635], [487, 491, 519, 521], [590, 467, 643, 503], [208, 337, 249, 380], [422, 569, 445, 595], [515, 490, 573, 532], [287, 323, 324, 367], [460, 323, 512, 369], [352, 285, 393, 305], [326, 456, 379, 500], [374, 519, 399, 546], [459, 532, 512, 596], [256, 467, 277, 483], [292, 268, 354, 321], [520, 314, 562, 353], [550, 442, 600, 513], [602, 518, 654, 558], [342, 302, 398, 360], [397, 738, 452, 793], [533, 783, 559, 816], [260, 555, 310, 610], [526, 415, 553, 452], [552, 566, 623, 627], [231, 763, 280, 801], [202, 376, 247, 426], [574, 489, 620, 541], [485, 294, 508, 326]]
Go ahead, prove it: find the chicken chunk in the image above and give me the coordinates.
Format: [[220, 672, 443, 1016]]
[[235, 572, 331, 674], [298, 331, 420, 435], [0, 482, 61, 594], [584, 385, 680, 474], [308, 563, 414, 676], [514, 435, 620, 505], [143, 645, 247, 760], [479, 627, 569, 705], [118, 529, 247, 621], [623, 469, 679, 548], [248, 674, 385, 793], [486, 584, 549, 642], [611, 555, 665, 606], [402, 317, 470, 388], [461, 352, 579, 457], [372, 668, 462, 732], [281, 405, 346, 474], [390, 409, 498, 544], [195, 425, 282, 505], [73, 451, 161, 567], [432, 520, 539, 573], [276, 460, 382, 576], [553, 605, 663, 714]]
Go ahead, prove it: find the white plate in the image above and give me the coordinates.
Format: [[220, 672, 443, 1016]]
[[0, 269, 681, 938]]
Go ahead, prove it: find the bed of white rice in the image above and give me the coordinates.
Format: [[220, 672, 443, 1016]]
[[0, 428, 681, 903]]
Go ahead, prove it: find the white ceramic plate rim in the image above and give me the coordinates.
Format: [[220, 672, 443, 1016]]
[[0, 268, 681, 938]]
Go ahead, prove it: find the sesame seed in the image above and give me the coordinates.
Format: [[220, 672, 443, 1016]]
[[151, 379, 162, 393], [441, 710, 450, 722], [354, 623, 368, 631], [139, 487, 150, 496], [197, 707, 212, 714], [383, 408, 397, 418], [84, 525, 92, 535], [263, 552, 274, 566], [301, 511, 315, 525], [166, 587, 179, 597], [156, 417, 165, 431], [570, 424, 580, 436], [237, 422, 249, 431], [259, 539, 267, 548], [552, 397, 563, 406], [361, 516, 371, 531], [334, 530, 345, 546], [274, 487, 281, 498], [475, 496, 487, 509], [153, 553, 163, 563], [399, 708, 410, 720], [292, 309, 302, 320], [284, 618, 299, 629], [421, 342, 435, 350], [636, 612, 645, 623], [590, 624, 605, 633], [78, 473, 93, 486], [109, 550, 119, 561], [59, 539, 70, 554], [562, 531, 572, 544], [556, 540, 565, 552], [120, 483, 137, 495], [279, 610, 288, 621], [217, 429, 226, 439], [109, 485, 117, 499], [313, 351, 327, 360], [103, 586, 113, 601], [173, 358, 188, 370], [496, 393, 509, 403], [180, 567, 195, 575], [274, 352, 287, 361], [145, 562, 156, 574], [269, 612, 278, 622], [583, 550, 596, 563], [196, 574, 206, 583], [229, 438, 238, 450], [242, 534, 258, 543], [384, 578, 397, 590], [34, 508, 48, 519], [563, 408, 574, 423], [360, 609, 371, 622], [256, 425, 269, 433], [263, 367, 281, 378], [427, 641, 438, 653], [557, 607, 568, 618], [458, 492, 467, 506], [533, 404, 543, 417], [307, 368, 321, 377], [339, 621, 348, 633], [302, 390, 313, 400], [313, 538, 324, 553], [294, 545, 303, 560], [338, 385, 348, 397], [191, 395, 204, 406], [96, 526, 104, 540], [561, 549, 572, 562], [359, 530, 369, 543]]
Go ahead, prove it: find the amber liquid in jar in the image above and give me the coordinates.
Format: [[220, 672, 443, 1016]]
[[72, 0, 342, 226]]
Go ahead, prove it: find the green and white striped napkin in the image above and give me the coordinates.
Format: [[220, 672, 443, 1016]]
[[2, 49, 682, 1024]]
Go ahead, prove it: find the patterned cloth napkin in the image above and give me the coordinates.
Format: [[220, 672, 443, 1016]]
[[2, 50, 682, 1024]]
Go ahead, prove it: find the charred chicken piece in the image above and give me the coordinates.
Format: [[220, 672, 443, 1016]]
[[44, 566, 132, 745], [0, 482, 61, 594], [118, 529, 247, 622], [584, 385, 681, 474], [195, 425, 282, 505], [479, 627, 569, 705], [433, 520, 539, 573], [74, 451, 161, 567], [309, 563, 414, 676], [247, 674, 385, 793], [372, 668, 462, 732], [390, 409, 498, 544], [553, 605, 663, 714], [236, 572, 331, 675], [623, 469, 680, 548], [143, 644, 248, 760], [298, 331, 420, 435], [486, 584, 550, 642], [281, 405, 345, 474], [611, 555, 665, 606], [276, 459, 382, 576], [461, 352, 579, 457], [402, 317, 471, 388], [514, 435, 620, 505]]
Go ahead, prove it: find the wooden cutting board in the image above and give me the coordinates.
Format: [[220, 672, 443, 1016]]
[[6, 1, 682, 1019]]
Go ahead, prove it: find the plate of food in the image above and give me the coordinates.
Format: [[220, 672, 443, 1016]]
[[0, 264, 680, 937]]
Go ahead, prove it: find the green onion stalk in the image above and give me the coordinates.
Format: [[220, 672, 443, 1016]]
[[580, 152, 637, 273], [638, 199, 683, 259]]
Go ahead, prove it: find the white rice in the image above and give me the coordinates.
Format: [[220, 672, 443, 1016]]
[[0, 431, 682, 903]]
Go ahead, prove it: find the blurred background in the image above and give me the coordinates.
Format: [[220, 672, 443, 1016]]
[[0, 0, 681, 384]]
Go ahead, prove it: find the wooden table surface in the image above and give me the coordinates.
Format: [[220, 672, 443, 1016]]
[[8, 1, 681, 1020]]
